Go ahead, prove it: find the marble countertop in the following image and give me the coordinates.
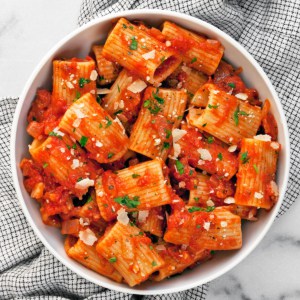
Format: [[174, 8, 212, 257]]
[[1, 1, 300, 299]]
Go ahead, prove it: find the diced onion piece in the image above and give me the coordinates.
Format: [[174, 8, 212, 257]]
[[90, 70, 98, 81], [97, 88, 112, 95]]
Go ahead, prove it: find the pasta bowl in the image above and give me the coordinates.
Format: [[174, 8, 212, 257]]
[[11, 9, 290, 295]]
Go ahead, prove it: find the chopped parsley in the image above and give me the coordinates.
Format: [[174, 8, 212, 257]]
[[74, 91, 81, 101], [208, 104, 219, 109], [210, 250, 216, 255], [132, 173, 141, 178], [129, 25, 134, 30], [189, 170, 194, 176], [114, 195, 140, 208], [149, 245, 153, 250], [196, 224, 201, 229], [207, 136, 214, 144], [77, 177, 83, 182], [152, 89, 164, 104], [117, 84, 120, 93], [217, 153, 223, 161], [202, 123, 207, 127], [79, 136, 88, 147], [163, 142, 170, 149], [109, 257, 117, 263], [79, 77, 91, 88], [96, 95, 102, 104], [114, 109, 123, 115], [228, 82, 236, 88], [32, 116, 37, 121], [99, 123, 103, 128], [107, 152, 114, 159], [191, 57, 197, 63], [152, 261, 157, 267], [122, 24, 127, 28], [241, 151, 249, 164], [43, 163, 48, 168], [175, 160, 184, 175], [165, 129, 171, 139], [161, 56, 166, 62], [253, 164, 259, 173], [86, 195, 93, 204], [233, 106, 249, 126], [143, 99, 161, 115], [188, 206, 215, 213], [129, 37, 138, 50], [49, 131, 62, 139], [143, 99, 151, 107], [194, 197, 199, 202], [99, 75, 105, 81], [105, 116, 112, 128]]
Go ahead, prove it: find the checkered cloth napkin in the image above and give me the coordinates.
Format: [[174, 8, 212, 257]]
[[1, 0, 299, 299]]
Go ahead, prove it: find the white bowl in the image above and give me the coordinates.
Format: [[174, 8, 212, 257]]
[[11, 9, 290, 295]]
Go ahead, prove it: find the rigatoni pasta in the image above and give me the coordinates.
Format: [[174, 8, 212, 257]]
[[96, 221, 165, 286], [20, 17, 281, 287], [53, 59, 97, 105], [162, 21, 224, 75], [92, 45, 120, 85], [102, 18, 182, 86], [59, 93, 129, 163]]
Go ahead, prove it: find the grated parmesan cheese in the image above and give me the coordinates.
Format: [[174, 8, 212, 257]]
[[197, 148, 212, 161], [203, 222, 211, 231], [75, 178, 94, 189], [228, 145, 237, 152], [254, 134, 272, 142], [117, 208, 129, 225], [270, 142, 280, 150], [172, 128, 187, 143], [142, 50, 156, 60], [221, 221, 228, 228], [235, 93, 248, 101], [90, 70, 98, 81], [95, 140, 103, 148], [224, 197, 235, 204], [154, 138, 161, 146], [254, 192, 264, 199], [127, 79, 147, 93], [71, 159, 80, 170], [165, 40, 171, 47], [206, 199, 215, 207], [79, 228, 97, 246]]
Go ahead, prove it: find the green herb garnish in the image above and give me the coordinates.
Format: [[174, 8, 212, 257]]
[[175, 160, 184, 175], [109, 257, 117, 263], [241, 151, 249, 164], [114, 195, 140, 208], [79, 77, 91, 88], [129, 37, 138, 50], [79, 136, 88, 147], [217, 153, 223, 161]]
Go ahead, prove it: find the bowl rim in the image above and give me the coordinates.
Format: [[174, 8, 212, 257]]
[[10, 8, 291, 295]]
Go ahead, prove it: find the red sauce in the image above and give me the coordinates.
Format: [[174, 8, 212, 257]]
[[27, 90, 67, 139]]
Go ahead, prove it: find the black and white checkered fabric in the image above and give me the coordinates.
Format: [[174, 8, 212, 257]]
[[1, 0, 300, 299]]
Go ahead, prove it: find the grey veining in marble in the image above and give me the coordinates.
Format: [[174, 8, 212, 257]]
[[1, 1, 300, 299]]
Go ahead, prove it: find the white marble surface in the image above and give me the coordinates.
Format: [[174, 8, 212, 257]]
[[1, 1, 300, 299]]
